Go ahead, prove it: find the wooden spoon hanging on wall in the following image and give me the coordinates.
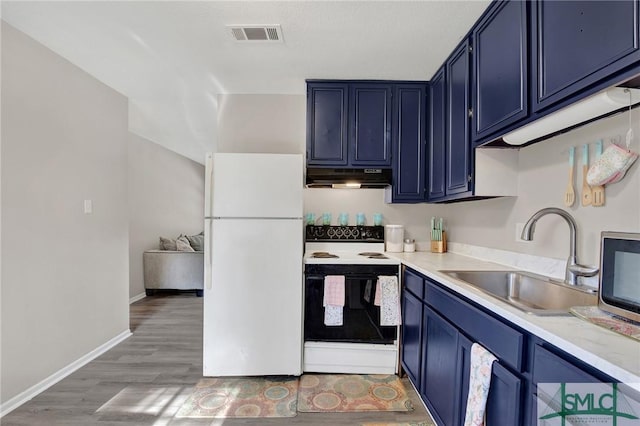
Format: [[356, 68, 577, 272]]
[[564, 147, 576, 207], [591, 140, 606, 207], [581, 144, 592, 206]]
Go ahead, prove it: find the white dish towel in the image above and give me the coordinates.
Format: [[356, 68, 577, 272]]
[[374, 276, 402, 326], [463, 343, 497, 426]]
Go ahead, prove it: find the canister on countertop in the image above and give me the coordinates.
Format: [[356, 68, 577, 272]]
[[403, 238, 415, 252], [385, 225, 404, 252]]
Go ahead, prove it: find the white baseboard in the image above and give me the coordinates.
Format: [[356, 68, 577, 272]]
[[129, 292, 146, 304], [0, 329, 132, 418]]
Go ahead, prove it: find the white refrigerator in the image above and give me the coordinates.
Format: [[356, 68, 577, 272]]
[[203, 153, 304, 376]]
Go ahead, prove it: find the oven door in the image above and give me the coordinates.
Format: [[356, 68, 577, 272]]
[[304, 264, 399, 344]]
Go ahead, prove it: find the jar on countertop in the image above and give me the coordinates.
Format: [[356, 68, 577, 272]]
[[385, 225, 404, 252], [403, 238, 415, 253]]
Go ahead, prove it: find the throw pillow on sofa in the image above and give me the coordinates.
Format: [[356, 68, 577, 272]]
[[159, 236, 177, 251], [186, 232, 205, 251], [176, 235, 195, 252]]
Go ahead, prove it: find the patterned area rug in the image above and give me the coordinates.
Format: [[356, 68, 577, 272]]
[[297, 374, 414, 412], [175, 376, 298, 418]]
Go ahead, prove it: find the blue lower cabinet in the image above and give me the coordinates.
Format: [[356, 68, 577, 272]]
[[533, 343, 600, 384], [486, 362, 523, 425], [455, 333, 474, 425], [455, 332, 523, 425], [400, 267, 618, 426], [401, 289, 423, 387], [421, 305, 460, 426]]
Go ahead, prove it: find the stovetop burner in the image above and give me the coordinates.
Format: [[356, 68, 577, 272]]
[[358, 252, 389, 259], [311, 251, 339, 259]]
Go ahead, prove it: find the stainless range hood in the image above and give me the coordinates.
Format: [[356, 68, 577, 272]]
[[306, 167, 392, 188]]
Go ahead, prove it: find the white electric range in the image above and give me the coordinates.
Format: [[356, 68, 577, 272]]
[[303, 225, 401, 374]]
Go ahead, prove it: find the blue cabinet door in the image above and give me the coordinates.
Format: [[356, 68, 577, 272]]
[[421, 305, 459, 426], [457, 335, 523, 426], [391, 84, 427, 202], [349, 84, 392, 166], [533, 0, 640, 112], [401, 289, 423, 388], [472, 0, 528, 142], [532, 344, 601, 385], [456, 333, 474, 426], [446, 40, 472, 196], [428, 66, 446, 201], [486, 362, 523, 425], [307, 83, 349, 166]]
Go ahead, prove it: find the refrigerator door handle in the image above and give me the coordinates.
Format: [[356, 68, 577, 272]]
[[204, 152, 214, 218], [206, 219, 213, 290]]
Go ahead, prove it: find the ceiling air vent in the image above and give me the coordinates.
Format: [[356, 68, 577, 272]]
[[227, 25, 284, 43]]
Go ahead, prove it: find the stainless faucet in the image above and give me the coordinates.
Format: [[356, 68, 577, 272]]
[[521, 207, 598, 286]]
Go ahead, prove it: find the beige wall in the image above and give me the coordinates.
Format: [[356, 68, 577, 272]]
[[128, 132, 205, 299], [217, 94, 305, 154], [1, 23, 130, 403]]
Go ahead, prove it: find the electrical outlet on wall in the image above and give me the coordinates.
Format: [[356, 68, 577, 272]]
[[515, 223, 527, 242]]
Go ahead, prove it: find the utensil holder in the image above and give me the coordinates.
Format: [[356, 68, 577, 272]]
[[431, 231, 447, 253]]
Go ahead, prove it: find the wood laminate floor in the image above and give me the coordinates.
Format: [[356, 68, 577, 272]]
[[2, 292, 434, 426]]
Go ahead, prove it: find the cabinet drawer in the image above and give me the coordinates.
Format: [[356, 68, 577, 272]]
[[404, 268, 424, 299], [424, 279, 524, 371], [532, 344, 600, 385]]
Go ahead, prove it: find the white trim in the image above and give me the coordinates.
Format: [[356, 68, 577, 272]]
[[129, 292, 146, 304], [0, 329, 132, 418]]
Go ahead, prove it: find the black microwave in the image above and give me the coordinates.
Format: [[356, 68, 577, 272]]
[[598, 232, 640, 323]]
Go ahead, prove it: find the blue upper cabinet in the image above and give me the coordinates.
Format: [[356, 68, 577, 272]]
[[306, 82, 349, 166], [532, 0, 640, 112], [390, 83, 428, 202], [428, 67, 446, 201], [427, 40, 472, 203], [446, 40, 472, 196], [472, 0, 528, 143], [349, 84, 392, 166], [306, 81, 393, 168]]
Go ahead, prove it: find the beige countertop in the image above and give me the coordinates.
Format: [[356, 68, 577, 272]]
[[387, 250, 640, 392]]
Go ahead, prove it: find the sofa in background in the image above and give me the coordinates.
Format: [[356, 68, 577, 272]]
[[143, 250, 204, 297]]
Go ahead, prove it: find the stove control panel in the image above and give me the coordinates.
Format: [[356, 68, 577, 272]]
[[305, 225, 384, 242]]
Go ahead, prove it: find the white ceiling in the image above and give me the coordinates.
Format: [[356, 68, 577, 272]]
[[2, 1, 491, 164]]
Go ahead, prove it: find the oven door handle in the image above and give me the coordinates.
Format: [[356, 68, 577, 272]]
[[305, 274, 396, 281], [306, 275, 328, 280]]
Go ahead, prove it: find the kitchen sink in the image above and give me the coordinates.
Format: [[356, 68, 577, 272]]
[[440, 270, 598, 316]]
